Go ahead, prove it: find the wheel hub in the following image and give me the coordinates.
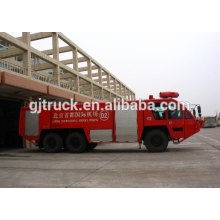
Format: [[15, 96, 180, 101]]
[[70, 138, 80, 149], [48, 138, 56, 149], [151, 136, 162, 147]]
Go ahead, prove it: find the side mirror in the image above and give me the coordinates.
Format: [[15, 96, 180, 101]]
[[198, 106, 201, 114], [193, 109, 196, 118]]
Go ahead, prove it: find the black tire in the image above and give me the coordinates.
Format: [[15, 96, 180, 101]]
[[43, 133, 63, 153], [87, 143, 98, 150], [65, 132, 87, 153], [144, 130, 168, 152]]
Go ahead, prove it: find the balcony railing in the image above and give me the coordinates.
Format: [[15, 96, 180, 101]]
[[0, 58, 27, 75], [93, 95, 102, 100], [0, 58, 105, 100], [31, 71, 57, 85], [60, 81, 76, 91], [80, 90, 91, 97]]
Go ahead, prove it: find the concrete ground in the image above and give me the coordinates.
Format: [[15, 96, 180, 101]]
[[0, 127, 220, 188]]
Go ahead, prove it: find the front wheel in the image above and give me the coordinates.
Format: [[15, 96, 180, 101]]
[[144, 130, 168, 152]]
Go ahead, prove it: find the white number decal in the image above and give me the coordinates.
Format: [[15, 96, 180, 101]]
[[99, 111, 109, 121]]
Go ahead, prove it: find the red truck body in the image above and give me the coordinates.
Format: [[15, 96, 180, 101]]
[[19, 92, 203, 153]]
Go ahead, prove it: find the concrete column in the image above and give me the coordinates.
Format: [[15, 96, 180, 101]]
[[98, 67, 102, 84], [125, 88, 128, 100], [128, 90, 131, 100], [72, 48, 79, 92], [119, 83, 122, 96], [90, 82, 93, 98], [53, 66, 60, 86], [106, 73, 110, 89], [52, 32, 59, 61], [72, 48, 78, 71], [22, 32, 31, 76], [114, 79, 117, 93], [75, 75, 80, 93], [35, 57, 39, 65], [101, 87, 104, 100], [87, 59, 92, 79], [22, 32, 31, 46], [52, 32, 60, 86], [123, 86, 126, 99]]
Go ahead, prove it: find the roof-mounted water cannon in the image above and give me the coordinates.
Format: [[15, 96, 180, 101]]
[[159, 92, 179, 98]]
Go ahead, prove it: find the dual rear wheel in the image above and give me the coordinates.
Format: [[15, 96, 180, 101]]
[[43, 133, 63, 153], [43, 132, 98, 153], [65, 132, 87, 153]]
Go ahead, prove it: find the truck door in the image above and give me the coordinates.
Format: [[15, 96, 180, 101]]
[[167, 104, 184, 139], [184, 110, 196, 139]]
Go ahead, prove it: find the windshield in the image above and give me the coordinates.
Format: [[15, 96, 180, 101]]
[[204, 117, 216, 123]]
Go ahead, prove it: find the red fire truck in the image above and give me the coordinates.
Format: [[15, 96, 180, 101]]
[[19, 92, 203, 153]]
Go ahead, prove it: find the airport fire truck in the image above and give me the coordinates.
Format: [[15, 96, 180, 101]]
[[19, 92, 203, 153]]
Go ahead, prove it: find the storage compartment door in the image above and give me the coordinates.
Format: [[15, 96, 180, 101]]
[[25, 111, 39, 136], [115, 104, 138, 142]]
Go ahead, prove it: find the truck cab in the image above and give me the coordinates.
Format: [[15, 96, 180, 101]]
[[141, 94, 202, 152]]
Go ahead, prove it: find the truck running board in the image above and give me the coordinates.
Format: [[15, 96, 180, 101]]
[[173, 138, 185, 144]]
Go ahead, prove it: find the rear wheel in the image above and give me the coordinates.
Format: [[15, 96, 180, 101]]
[[43, 133, 63, 153], [144, 130, 168, 152], [65, 132, 87, 153]]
